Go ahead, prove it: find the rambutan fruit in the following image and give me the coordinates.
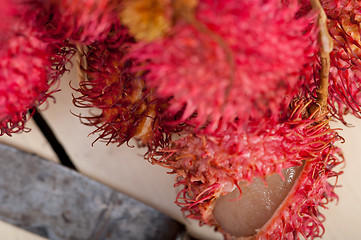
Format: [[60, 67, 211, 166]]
[[73, 36, 184, 150], [128, 0, 317, 133], [0, 4, 68, 136], [150, 99, 343, 239]]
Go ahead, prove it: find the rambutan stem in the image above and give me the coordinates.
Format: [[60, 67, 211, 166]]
[[76, 45, 88, 83], [310, 0, 333, 113]]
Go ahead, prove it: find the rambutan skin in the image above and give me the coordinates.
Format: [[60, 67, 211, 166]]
[[129, 0, 317, 132], [0, 1, 19, 35], [29, 0, 120, 45]]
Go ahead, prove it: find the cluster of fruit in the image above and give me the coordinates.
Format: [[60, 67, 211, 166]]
[[1, 0, 359, 239]]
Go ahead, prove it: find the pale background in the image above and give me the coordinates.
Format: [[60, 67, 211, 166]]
[[0, 63, 360, 239]]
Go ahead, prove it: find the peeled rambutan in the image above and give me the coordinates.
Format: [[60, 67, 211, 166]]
[[214, 149, 343, 239], [150, 99, 343, 239], [255, 154, 342, 239], [128, 0, 317, 133]]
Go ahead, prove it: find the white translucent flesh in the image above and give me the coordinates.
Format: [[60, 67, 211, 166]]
[[213, 166, 303, 237]]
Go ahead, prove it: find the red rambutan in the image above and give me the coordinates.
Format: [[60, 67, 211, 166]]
[[73, 33, 184, 150], [0, 0, 75, 135], [128, 0, 317, 133], [0, 13, 54, 135]]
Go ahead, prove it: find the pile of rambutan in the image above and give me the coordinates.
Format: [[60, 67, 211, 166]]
[[1, 0, 360, 239]]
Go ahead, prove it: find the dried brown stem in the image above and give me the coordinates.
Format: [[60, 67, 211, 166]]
[[76, 45, 88, 84], [310, 0, 333, 113]]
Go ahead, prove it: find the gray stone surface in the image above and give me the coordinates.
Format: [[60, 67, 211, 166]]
[[0, 144, 182, 240]]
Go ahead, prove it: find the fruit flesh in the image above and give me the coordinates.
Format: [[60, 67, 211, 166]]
[[213, 165, 303, 237]]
